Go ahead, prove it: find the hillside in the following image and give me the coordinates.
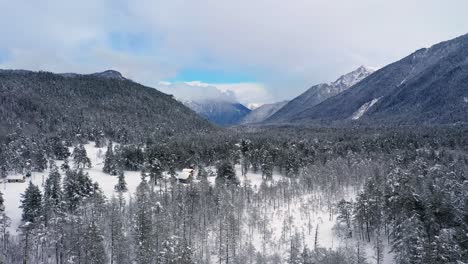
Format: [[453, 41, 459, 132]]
[[266, 66, 374, 124], [289, 34, 468, 125], [184, 99, 251, 126], [240, 100, 288, 124], [0, 69, 214, 142]]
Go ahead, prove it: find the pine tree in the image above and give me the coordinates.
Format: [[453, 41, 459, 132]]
[[20, 182, 42, 223], [159, 236, 194, 264], [63, 169, 93, 211], [109, 195, 131, 264], [103, 141, 118, 175], [72, 144, 91, 169], [0, 190, 4, 212], [391, 213, 426, 264], [43, 162, 63, 224], [216, 161, 239, 186], [114, 170, 128, 192], [134, 176, 154, 264], [83, 221, 107, 264], [260, 149, 274, 180]]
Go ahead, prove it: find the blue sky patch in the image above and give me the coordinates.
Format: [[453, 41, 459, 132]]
[[168, 68, 256, 84]]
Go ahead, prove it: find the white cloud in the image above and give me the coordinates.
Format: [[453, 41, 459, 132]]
[[1, 0, 468, 103], [157, 81, 271, 106], [213, 83, 272, 106]]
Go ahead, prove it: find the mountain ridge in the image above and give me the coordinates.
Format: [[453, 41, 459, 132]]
[[265, 66, 374, 124]]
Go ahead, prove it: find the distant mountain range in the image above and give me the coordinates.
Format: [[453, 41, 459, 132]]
[[0, 69, 214, 142], [240, 101, 288, 124], [183, 99, 251, 127], [265, 66, 374, 124], [284, 33, 468, 125]]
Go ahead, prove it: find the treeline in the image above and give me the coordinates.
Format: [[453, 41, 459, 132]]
[[0, 126, 467, 263]]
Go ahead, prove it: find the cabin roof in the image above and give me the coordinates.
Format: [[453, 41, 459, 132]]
[[177, 169, 193, 180], [6, 175, 25, 180]]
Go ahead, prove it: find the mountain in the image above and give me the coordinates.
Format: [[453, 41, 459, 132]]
[[288, 33, 468, 125], [265, 66, 374, 124], [0, 69, 214, 142], [240, 101, 288, 124], [184, 99, 251, 127]]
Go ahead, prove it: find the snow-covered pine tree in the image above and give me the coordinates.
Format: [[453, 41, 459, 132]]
[[103, 141, 118, 175], [20, 182, 42, 223], [109, 195, 131, 264], [43, 162, 63, 225], [134, 176, 155, 264], [114, 170, 128, 192], [72, 144, 91, 169], [83, 221, 107, 264], [216, 161, 239, 186]]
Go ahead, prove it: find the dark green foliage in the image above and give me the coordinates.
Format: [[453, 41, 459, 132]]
[[115, 170, 128, 192], [63, 169, 93, 211], [20, 182, 42, 223], [216, 161, 238, 186], [0, 70, 214, 143], [83, 222, 107, 264], [72, 144, 91, 169], [103, 141, 118, 175]]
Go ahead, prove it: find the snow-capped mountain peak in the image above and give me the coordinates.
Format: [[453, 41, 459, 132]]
[[331, 65, 375, 89]]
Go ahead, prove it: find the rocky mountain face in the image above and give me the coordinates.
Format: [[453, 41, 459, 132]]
[[265, 66, 374, 124], [240, 101, 288, 124], [184, 99, 251, 127], [287, 33, 468, 125], [0, 69, 214, 142]]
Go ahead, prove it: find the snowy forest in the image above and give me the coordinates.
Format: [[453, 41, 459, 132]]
[[0, 126, 467, 264]]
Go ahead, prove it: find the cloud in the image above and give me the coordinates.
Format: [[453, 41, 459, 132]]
[[156, 82, 237, 103], [1, 0, 468, 104], [157, 81, 271, 106]]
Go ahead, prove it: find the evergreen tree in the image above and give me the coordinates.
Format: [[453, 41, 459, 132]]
[[134, 176, 154, 264], [261, 149, 274, 180], [72, 144, 91, 169], [0, 191, 4, 212], [43, 162, 63, 224], [20, 182, 42, 223], [109, 195, 131, 264], [63, 169, 93, 211], [159, 236, 194, 264], [216, 161, 239, 186], [83, 221, 107, 264], [115, 170, 128, 192], [103, 141, 118, 175]]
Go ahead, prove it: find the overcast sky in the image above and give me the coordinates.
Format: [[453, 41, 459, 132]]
[[1, 0, 468, 105]]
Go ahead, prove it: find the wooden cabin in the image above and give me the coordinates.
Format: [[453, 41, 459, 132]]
[[6, 175, 26, 183], [177, 168, 194, 184]]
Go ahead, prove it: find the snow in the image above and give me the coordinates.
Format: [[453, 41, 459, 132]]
[[2, 143, 395, 263], [351, 97, 381, 120], [464, 97, 468, 103], [331, 66, 375, 89]]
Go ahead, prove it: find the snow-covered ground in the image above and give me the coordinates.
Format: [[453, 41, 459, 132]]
[[2, 143, 393, 263]]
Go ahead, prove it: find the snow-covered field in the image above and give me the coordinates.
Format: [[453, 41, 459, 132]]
[[2, 143, 393, 263]]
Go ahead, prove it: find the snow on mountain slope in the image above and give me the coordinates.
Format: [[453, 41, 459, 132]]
[[183, 99, 251, 126], [240, 100, 289, 124], [351, 97, 381, 120], [265, 66, 375, 124], [289, 33, 468, 125]]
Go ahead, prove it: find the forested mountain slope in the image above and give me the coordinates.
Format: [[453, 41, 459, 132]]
[[289, 33, 468, 125], [0, 70, 214, 142], [265, 66, 374, 124], [240, 100, 288, 124], [184, 99, 251, 126]]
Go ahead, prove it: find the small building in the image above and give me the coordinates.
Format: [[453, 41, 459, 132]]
[[177, 169, 194, 184], [6, 175, 26, 183]]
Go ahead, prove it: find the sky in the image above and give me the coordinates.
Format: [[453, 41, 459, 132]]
[[1, 0, 468, 106]]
